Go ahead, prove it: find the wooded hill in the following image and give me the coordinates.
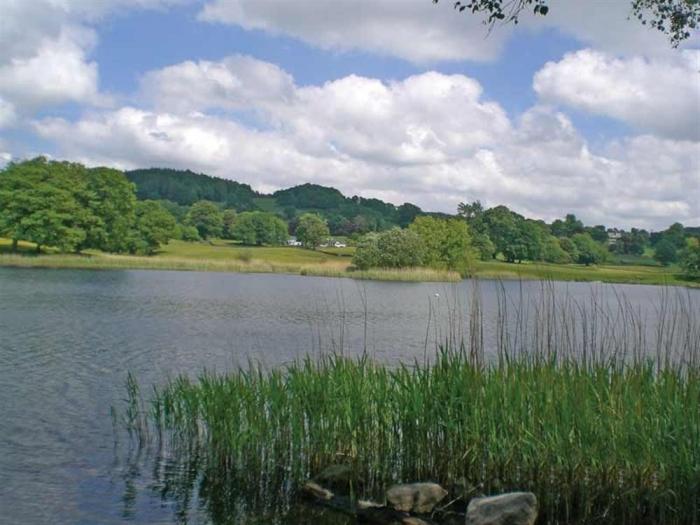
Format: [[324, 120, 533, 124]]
[[125, 168, 424, 235]]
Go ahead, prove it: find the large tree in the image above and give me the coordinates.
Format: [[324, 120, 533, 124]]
[[0, 158, 88, 253], [186, 200, 224, 240], [128, 200, 177, 255], [232, 212, 288, 246], [296, 213, 330, 249], [434, 0, 699, 46]]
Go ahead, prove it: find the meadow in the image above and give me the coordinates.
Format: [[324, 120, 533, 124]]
[[0, 237, 694, 286]]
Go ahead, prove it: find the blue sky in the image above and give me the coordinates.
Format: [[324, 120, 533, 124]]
[[0, 0, 698, 228]]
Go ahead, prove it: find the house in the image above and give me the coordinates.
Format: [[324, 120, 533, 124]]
[[287, 237, 302, 247], [333, 241, 347, 248]]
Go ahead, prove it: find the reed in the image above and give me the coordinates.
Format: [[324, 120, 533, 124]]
[[123, 283, 700, 524]]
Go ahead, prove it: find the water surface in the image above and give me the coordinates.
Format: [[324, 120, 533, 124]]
[[0, 267, 697, 524]]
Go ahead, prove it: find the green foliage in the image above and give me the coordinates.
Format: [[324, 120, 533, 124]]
[[128, 200, 177, 255], [352, 228, 425, 270], [679, 238, 700, 279], [541, 235, 572, 264], [295, 213, 330, 249], [653, 238, 678, 266], [125, 168, 256, 209], [232, 211, 288, 246], [612, 228, 649, 256], [551, 213, 584, 238], [186, 200, 224, 239], [409, 216, 475, 274], [178, 224, 201, 242], [80, 167, 136, 252], [586, 224, 608, 243], [571, 232, 607, 265], [471, 231, 496, 260], [0, 158, 87, 252], [222, 209, 237, 240]]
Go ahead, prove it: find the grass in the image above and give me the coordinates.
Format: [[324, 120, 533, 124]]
[[1, 238, 696, 286], [132, 355, 699, 524], [123, 286, 700, 524], [474, 259, 694, 287]]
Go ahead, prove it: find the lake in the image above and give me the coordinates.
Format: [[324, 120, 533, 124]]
[[0, 267, 697, 524]]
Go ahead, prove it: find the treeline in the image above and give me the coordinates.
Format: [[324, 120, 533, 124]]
[[0, 158, 177, 254], [124, 169, 423, 235]]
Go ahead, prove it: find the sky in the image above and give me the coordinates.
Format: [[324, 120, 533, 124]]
[[0, 0, 698, 230]]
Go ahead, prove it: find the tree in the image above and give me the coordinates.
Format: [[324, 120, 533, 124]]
[[232, 212, 288, 246], [0, 158, 87, 253], [410, 216, 475, 273], [587, 225, 608, 243], [434, 0, 700, 46], [296, 213, 330, 249], [186, 200, 223, 239], [653, 238, 678, 265], [222, 209, 238, 240], [80, 167, 136, 252], [679, 238, 700, 279], [542, 235, 572, 264], [128, 200, 177, 255], [551, 214, 584, 238], [397, 203, 422, 228], [352, 228, 426, 269], [571, 233, 606, 266]]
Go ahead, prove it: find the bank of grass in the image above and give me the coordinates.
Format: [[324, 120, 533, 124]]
[[1, 238, 695, 286], [474, 259, 694, 287], [129, 351, 699, 524]]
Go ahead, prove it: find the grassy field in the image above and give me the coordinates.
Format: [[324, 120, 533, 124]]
[[0, 238, 695, 286]]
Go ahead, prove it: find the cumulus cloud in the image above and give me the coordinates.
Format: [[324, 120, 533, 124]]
[[534, 49, 700, 140], [0, 0, 189, 123], [34, 56, 700, 229], [141, 55, 296, 113]]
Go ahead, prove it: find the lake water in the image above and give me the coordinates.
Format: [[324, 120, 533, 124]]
[[0, 267, 698, 524]]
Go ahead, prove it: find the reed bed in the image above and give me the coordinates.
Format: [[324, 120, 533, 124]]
[[122, 283, 700, 524]]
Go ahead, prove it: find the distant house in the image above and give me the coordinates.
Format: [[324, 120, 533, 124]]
[[287, 237, 302, 247], [607, 229, 623, 245], [333, 241, 347, 248]]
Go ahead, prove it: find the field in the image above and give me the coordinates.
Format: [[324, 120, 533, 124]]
[[0, 238, 695, 286]]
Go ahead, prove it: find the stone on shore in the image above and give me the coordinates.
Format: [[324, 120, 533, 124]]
[[386, 482, 448, 513], [465, 492, 537, 525], [302, 481, 334, 501]]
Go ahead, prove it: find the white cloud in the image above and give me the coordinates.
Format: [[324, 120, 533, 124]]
[[534, 49, 700, 140], [198, 0, 510, 63], [0, 28, 103, 111], [141, 55, 296, 113], [0, 97, 16, 128], [198, 0, 689, 64], [0, 0, 189, 123], [34, 57, 700, 229]]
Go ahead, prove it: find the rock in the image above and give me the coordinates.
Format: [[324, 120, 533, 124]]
[[302, 481, 334, 501], [386, 482, 448, 513], [315, 464, 353, 487], [403, 517, 431, 525], [465, 492, 537, 525], [357, 499, 383, 510]]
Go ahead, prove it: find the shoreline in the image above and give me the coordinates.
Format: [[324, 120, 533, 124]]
[[1, 251, 696, 287]]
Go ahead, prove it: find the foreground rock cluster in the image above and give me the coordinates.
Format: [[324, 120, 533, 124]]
[[302, 465, 538, 525]]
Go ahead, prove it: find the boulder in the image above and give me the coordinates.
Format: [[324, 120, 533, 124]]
[[386, 482, 448, 513], [465, 492, 537, 525], [302, 481, 334, 501], [315, 464, 353, 487]]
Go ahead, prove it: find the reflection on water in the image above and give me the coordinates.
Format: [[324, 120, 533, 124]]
[[0, 267, 698, 524]]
